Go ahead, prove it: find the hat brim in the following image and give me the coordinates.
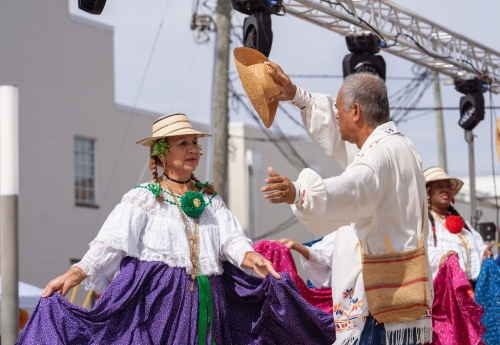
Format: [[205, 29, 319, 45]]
[[136, 129, 211, 146], [425, 176, 464, 195], [234, 47, 279, 128]]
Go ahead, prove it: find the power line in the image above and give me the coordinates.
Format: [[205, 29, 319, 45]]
[[253, 215, 299, 241], [97, 0, 172, 231], [287, 74, 449, 81]]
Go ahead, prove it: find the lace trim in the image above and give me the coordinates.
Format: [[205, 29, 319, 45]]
[[121, 193, 219, 226], [136, 252, 223, 276], [73, 260, 112, 294]]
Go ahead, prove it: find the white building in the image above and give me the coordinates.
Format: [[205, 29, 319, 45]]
[[0, 0, 339, 307]]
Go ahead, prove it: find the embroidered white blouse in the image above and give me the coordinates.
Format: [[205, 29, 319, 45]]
[[291, 89, 430, 257], [426, 217, 487, 280], [300, 231, 337, 288], [289, 87, 433, 345], [75, 185, 255, 294]]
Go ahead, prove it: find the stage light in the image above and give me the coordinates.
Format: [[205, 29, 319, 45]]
[[231, 0, 283, 57], [342, 34, 386, 81], [242, 12, 273, 57], [455, 78, 488, 131], [78, 0, 107, 15]]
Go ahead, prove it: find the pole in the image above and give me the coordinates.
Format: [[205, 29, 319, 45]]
[[205, 33, 219, 184], [0, 85, 20, 344], [212, 0, 231, 200], [432, 71, 447, 171], [465, 130, 478, 228]]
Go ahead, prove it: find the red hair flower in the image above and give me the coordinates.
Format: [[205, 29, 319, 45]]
[[445, 215, 464, 234]]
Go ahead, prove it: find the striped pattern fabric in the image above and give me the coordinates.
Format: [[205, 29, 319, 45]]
[[361, 244, 431, 323]]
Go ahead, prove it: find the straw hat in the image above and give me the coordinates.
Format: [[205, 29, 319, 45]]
[[136, 113, 210, 146], [423, 166, 464, 195], [233, 47, 282, 128]]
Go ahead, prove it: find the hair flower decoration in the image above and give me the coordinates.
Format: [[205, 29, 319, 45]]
[[181, 191, 207, 218], [195, 180, 210, 190], [151, 138, 170, 157]]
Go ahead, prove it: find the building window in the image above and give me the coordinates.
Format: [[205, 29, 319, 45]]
[[74, 137, 97, 206]]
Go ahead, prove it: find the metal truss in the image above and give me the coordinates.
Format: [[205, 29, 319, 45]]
[[283, 0, 500, 92]]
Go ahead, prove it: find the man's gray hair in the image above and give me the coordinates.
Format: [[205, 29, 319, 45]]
[[341, 73, 390, 128]]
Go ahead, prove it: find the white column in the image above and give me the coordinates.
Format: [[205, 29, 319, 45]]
[[0, 85, 20, 344]]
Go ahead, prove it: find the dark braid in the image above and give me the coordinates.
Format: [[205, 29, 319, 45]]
[[149, 147, 164, 203], [447, 204, 471, 232], [428, 209, 437, 246], [191, 175, 216, 195]]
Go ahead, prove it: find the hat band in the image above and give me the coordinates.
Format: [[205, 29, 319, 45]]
[[157, 126, 197, 137], [153, 120, 191, 134]]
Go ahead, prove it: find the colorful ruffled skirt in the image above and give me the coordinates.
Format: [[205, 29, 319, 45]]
[[16, 257, 335, 344]]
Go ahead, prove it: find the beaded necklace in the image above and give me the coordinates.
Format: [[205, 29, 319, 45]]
[[164, 179, 200, 291]]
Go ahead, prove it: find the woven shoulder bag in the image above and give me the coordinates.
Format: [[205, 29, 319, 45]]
[[359, 208, 431, 323]]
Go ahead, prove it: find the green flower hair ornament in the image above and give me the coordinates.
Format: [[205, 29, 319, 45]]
[[148, 182, 161, 198], [151, 138, 170, 157], [180, 191, 207, 218], [195, 180, 211, 190]]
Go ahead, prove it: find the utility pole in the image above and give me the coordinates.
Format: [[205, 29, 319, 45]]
[[0, 85, 20, 345], [465, 130, 478, 228], [432, 71, 447, 171], [212, 0, 231, 200]]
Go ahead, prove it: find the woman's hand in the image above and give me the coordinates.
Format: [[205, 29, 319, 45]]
[[41, 269, 84, 298], [242, 252, 281, 279], [439, 250, 458, 266], [273, 238, 311, 260], [274, 238, 297, 249], [483, 242, 495, 261], [252, 256, 281, 279]]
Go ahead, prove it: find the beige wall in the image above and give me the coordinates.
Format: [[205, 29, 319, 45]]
[[0, 1, 209, 305]]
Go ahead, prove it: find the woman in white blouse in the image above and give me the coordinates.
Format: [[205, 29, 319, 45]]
[[424, 166, 493, 289], [17, 113, 335, 345]]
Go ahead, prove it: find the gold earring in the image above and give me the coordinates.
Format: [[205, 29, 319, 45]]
[[163, 161, 166, 172]]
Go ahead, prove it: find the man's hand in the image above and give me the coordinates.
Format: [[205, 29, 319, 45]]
[[261, 167, 296, 204], [483, 242, 494, 261], [264, 61, 297, 102]]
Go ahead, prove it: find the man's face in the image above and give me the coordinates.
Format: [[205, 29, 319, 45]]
[[335, 87, 354, 143]]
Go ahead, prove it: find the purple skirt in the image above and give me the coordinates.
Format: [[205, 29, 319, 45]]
[[17, 257, 335, 344]]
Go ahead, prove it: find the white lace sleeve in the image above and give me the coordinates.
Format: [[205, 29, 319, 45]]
[[300, 232, 337, 288], [213, 196, 254, 274], [74, 188, 149, 293]]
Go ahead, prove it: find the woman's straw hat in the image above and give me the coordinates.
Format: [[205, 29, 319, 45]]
[[136, 113, 210, 146], [233, 47, 282, 128], [423, 166, 464, 195]]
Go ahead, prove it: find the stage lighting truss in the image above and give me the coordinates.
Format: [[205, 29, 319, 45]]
[[342, 34, 386, 80], [455, 78, 489, 131], [78, 0, 107, 15], [231, 0, 284, 57]]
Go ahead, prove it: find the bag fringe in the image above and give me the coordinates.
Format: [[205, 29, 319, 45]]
[[386, 326, 432, 345]]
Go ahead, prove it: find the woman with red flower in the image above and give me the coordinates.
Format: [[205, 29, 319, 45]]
[[424, 167, 494, 289]]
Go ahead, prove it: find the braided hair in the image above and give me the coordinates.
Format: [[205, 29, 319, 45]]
[[191, 175, 216, 195], [149, 147, 165, 203]]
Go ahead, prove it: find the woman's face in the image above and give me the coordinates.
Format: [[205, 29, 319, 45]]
[[428, 179, 454, 209], [162, 134, 200, 175]]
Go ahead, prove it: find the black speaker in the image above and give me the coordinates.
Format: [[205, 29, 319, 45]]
[[478, 222, 497, 242]]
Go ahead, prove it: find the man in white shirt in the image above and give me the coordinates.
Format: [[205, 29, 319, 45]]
[[260, 64, 433, 345]]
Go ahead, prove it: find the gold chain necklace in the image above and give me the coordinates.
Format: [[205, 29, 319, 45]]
[[430, 210, 470, 274], [163, 177, 200, 291]]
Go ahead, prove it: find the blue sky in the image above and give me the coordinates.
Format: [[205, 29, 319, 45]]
[[69, 0, 500, 177]]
